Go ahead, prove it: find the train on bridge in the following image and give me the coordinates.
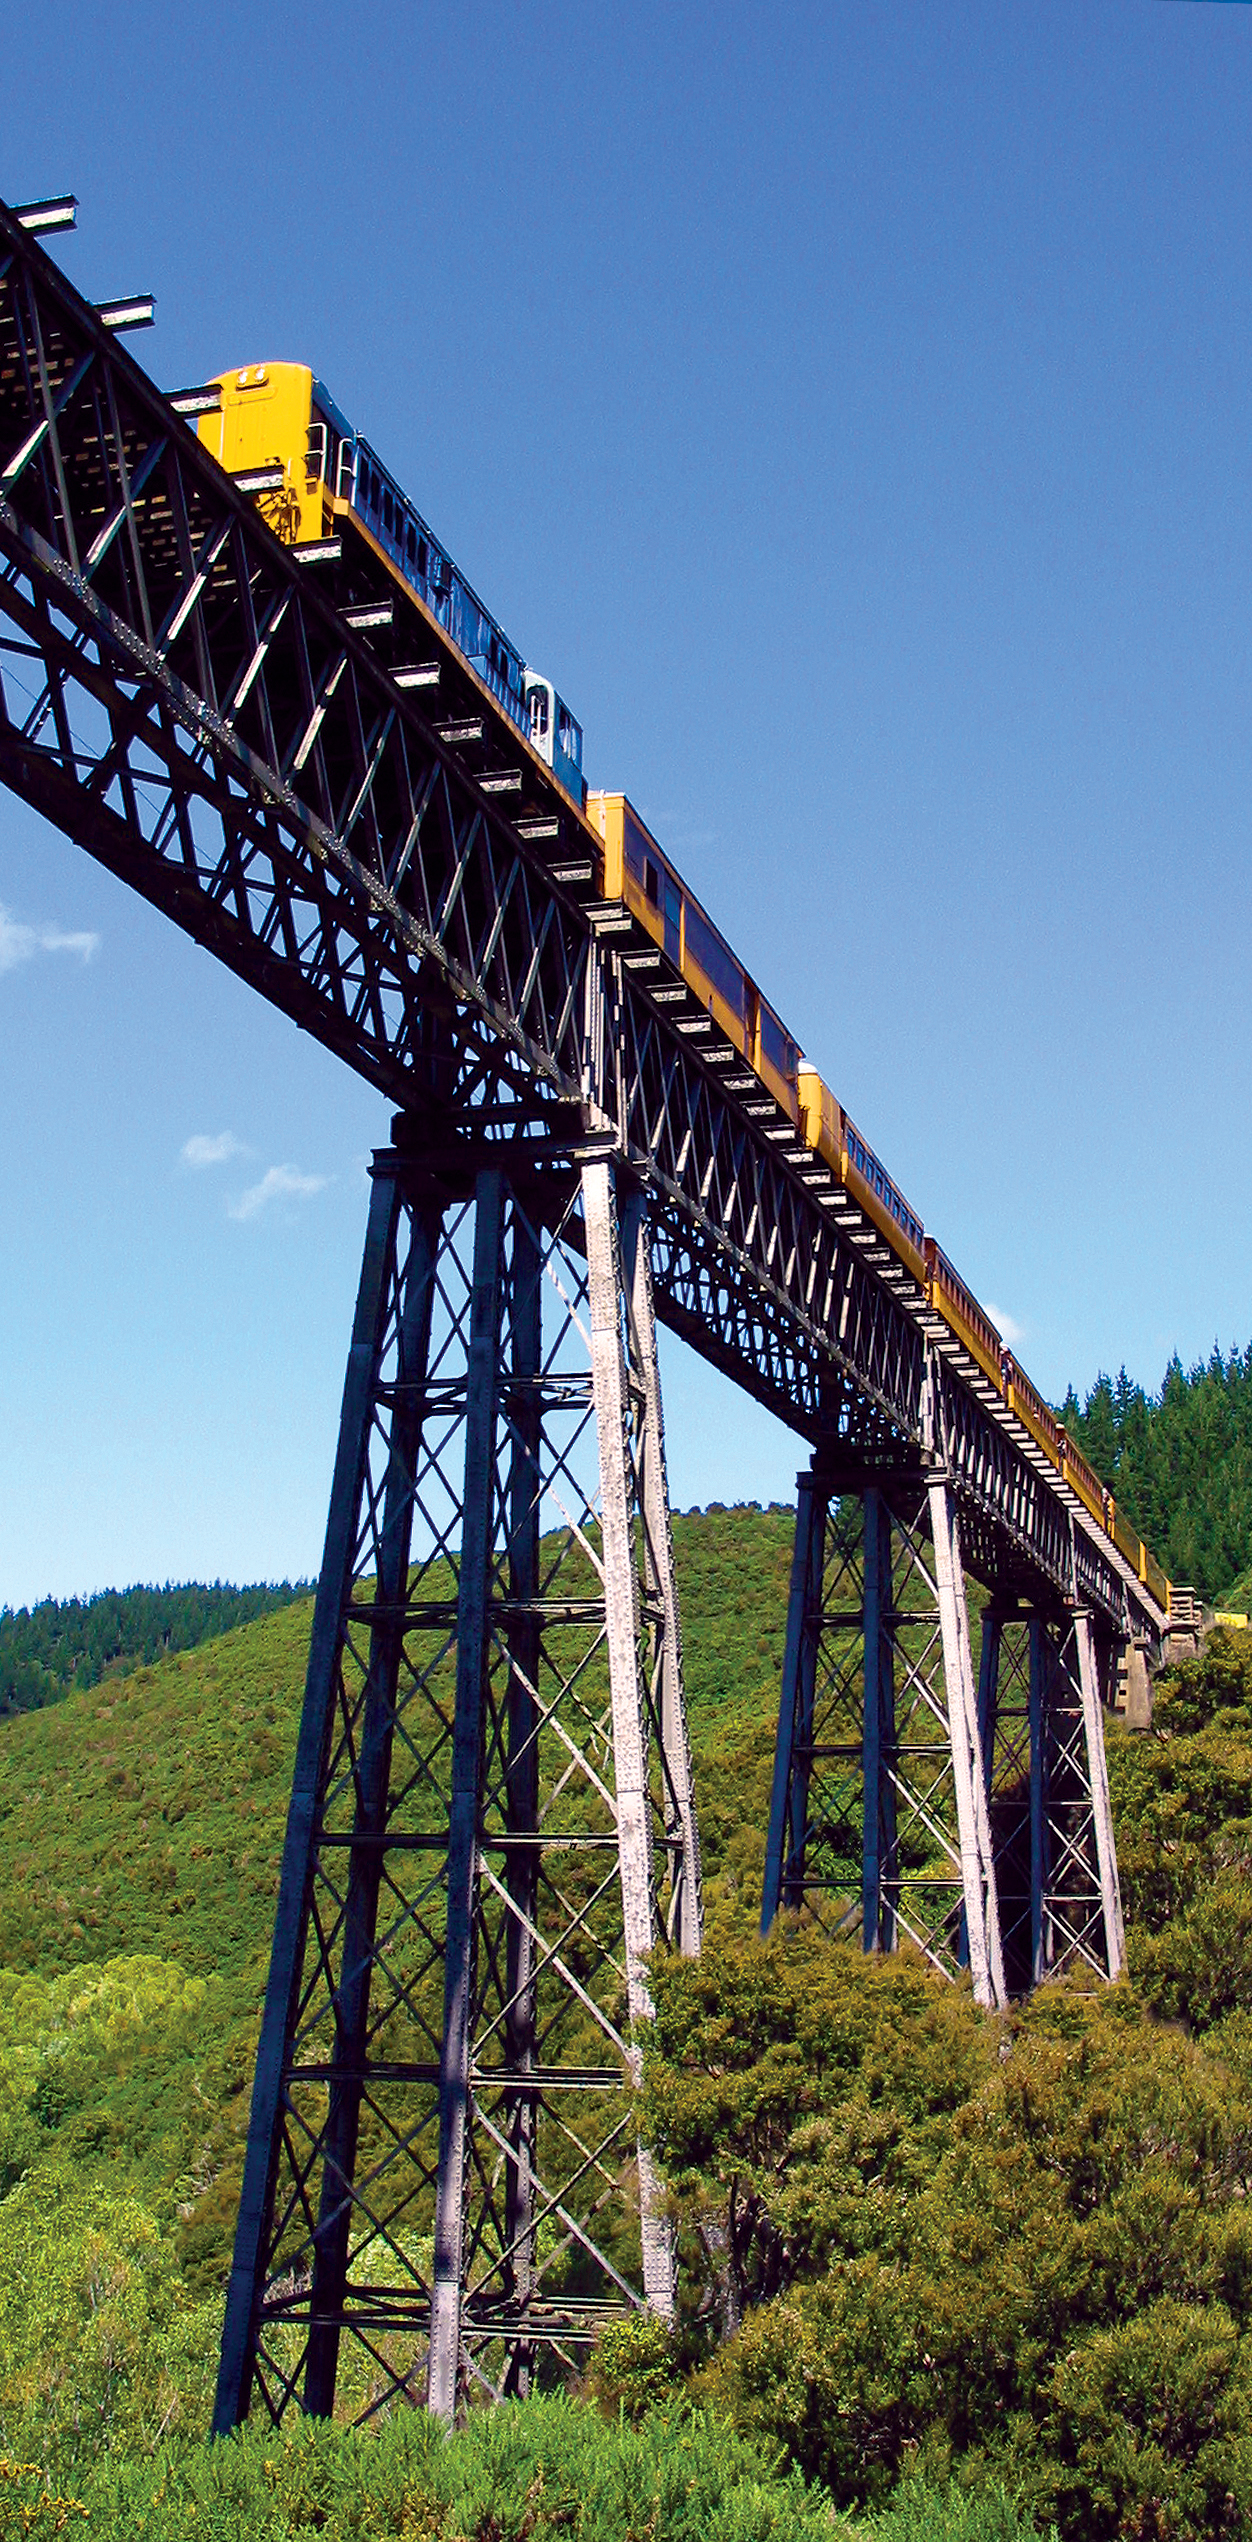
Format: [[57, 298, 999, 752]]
[[199, 359, 1170, 1616], [0, 197, 1161, 2423], [195, 364, 586, 806]]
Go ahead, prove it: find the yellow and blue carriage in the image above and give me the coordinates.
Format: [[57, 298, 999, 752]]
[[195, 361, 1168, 1613], [197, 362, 586, 806]]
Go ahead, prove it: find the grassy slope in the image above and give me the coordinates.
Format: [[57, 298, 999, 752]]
[[0, 1505, 795, 2284], [0, 1506, 793, 1979], [0, 1600, 320, 2276], [0, 1599, 312, 1990]]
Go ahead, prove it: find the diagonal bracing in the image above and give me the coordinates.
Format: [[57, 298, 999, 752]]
[[0, 194, 1162, 1648], [213, 1126, 701, 2429], [763, 1447, 1127, 2000], [761, 1464, 1004, 2006]]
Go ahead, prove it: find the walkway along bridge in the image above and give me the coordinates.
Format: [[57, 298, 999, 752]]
[[0, 197, 1170, 2426]]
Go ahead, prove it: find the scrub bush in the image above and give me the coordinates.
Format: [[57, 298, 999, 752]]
[[1, 2397, 1052, 2541]]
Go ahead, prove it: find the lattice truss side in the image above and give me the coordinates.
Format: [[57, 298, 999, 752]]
[[214, 1142, 700, 2434], [761, 1476, 1003, 2006], [0, 210, 1165, 1651]]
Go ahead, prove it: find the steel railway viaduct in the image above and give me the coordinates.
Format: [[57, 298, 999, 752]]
[[0, 197, 1170, 2426]]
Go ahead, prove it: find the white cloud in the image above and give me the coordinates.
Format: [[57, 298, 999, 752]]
[[987, 1303, 1024, 1348], [0, 903, 99, 974], [181, 1131, 248, 1170], [228, 1164, 330, 1222]]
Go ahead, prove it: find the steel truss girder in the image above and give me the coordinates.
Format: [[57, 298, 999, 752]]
[[0, 489, 923, 1451], [0, 198, 1161, 1646], [213, 1135, 700, 2432]]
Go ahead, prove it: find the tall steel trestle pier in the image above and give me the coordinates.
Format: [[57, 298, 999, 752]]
[[762, 1457, 1125, 2004], [213, 1115, 701, 2425], [0, 195, 1158, 2423]]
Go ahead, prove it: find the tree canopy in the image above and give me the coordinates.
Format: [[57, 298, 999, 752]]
[[1064, 1346, 1252, 1598], [0, 1579, 311, 1719]]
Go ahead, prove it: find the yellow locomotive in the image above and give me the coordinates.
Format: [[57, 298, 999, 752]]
[[196, 363, 586, 803]]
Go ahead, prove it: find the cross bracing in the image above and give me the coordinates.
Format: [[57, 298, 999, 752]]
[[0, 198, 1163, 1648], [759, 1460, 1125, 2010], [0, 194, 1158, 2423], [212, 1131, 700, 2425]]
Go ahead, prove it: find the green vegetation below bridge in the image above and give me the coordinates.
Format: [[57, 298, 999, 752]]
[[3, 1503, 1252, 2536]]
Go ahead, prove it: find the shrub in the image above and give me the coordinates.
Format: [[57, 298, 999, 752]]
[[586, 2314, 681, 2418], [0, 2169, 219, 2480], [68, 2396, 851, 2542]]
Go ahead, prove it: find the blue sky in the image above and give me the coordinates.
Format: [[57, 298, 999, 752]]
[[2, 0, 1251, 1602]]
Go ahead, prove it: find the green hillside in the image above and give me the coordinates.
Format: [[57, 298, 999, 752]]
[[0, 1507, 792, 2300], [0, 1595, 315, 1991], [0, 1505, 790, 1988], [5, 1505, 1252, 2538], [0, 1578, 312, 1719]]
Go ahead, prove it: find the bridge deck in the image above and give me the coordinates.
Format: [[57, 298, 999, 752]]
[[0, 196, 1163, 1646]]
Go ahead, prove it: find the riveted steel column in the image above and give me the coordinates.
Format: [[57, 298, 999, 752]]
[[977, 1611, 1001, 1809], [302, 1195, 441, 2416], [761, 1467, 825, 1934], [928, 1481, 1005, 2009], [500, 1207, 542, 2395], [982, 1610, 1040, 1995], [428, 1172, 505, 2421], [214, 1157, 414, 2436], [1028, 1620, 1048, 1985], [583, 1157, 674, 2319], [1074, 1609, 1126, 1979], [621, 1188, 701, 1958], [862, 1487, 896, 1953]]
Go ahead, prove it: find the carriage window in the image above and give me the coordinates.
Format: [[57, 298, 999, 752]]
[[759, 1007, 796, 1083], [685, 901, 746, 1022], [645, 860, 660, 907], [622, 823, 645, 894]]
